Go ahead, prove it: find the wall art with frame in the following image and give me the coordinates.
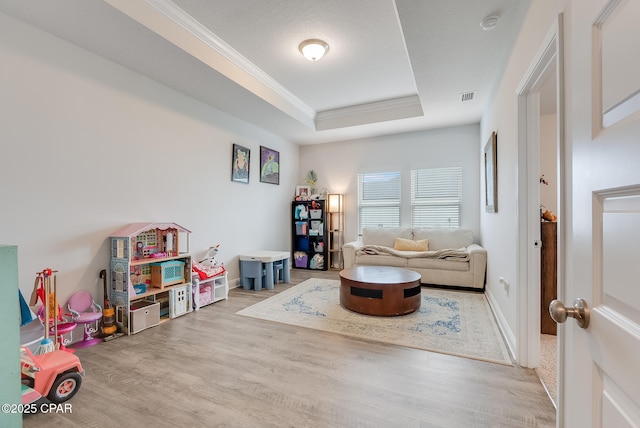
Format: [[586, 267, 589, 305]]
[[231, 143, 250, 183], [259, 146, 280, 185], [295, 185, 311, 198], [484, 131, 498, 212]]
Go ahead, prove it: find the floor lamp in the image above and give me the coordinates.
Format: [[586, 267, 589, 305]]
[[327, 194, 344, 270]]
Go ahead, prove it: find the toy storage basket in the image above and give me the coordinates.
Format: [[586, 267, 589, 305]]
[[295, 221, 308, 235], [310, 254, 325, 270], [198, 285, 213, 307], [309, 209, 322, 219], [130, 300, 160, 333], [294, 253, 308, 268], [151, 260, 185, 288], [310, 220, 323, 235]]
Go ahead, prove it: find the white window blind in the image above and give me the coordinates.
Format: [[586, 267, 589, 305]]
[[411, 167, 462, 228], [357, 172, 401, 234]]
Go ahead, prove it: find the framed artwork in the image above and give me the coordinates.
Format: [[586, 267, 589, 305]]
[[259, 146, 280, 185], [484, 132, 498, 213], [231, 143, 250, 183], [296, 185, 311, 197]]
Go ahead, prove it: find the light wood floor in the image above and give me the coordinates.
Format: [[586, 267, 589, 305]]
[[23, 270, 556, 428]]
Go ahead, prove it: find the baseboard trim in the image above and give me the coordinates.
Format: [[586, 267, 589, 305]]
[[421, 283, 484, 293], [485, 288, 517, 363]]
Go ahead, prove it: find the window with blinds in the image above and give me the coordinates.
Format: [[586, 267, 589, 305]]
[[357, 172, 401, 234], [411, 166, 462, 228]]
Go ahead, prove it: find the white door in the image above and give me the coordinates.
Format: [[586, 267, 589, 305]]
[[560, 0, 640, 426]]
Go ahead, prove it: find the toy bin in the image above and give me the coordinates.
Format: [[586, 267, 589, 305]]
[[198, 285, 213, 307], [295, 221, 308, 235], [133, 284, 146, 295], [130, 300, 160, 333], [294, 236, 309, 252], [310, 254, 325, 270], [150, 260, 185, 288], [310, 220, 323, 235], [294, 253, 308, 268], [309, 209, 322, 219]]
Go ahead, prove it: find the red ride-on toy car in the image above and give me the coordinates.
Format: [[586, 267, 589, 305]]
[[20, 346, 84, 404]]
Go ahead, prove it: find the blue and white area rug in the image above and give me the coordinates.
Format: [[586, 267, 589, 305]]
[[236, 278, 512, 365]]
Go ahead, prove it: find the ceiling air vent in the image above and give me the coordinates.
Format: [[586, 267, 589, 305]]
[[460, 91, 476, 102]]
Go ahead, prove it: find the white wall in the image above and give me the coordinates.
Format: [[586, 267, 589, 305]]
[[0, 12, 299, 304], [480, 1, 564, 349], [298, 124, 481, 244]]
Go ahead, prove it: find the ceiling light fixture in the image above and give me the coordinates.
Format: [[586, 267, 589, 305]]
[[299, 39, 329, 61], [480, 15, 500, 31]]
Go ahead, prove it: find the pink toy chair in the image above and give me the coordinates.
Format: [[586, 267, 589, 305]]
[[37, 306, 77, 352], [67, 291, 103, 348]]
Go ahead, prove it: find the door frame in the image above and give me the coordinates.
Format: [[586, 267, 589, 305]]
[[515, 12, 565, 414]]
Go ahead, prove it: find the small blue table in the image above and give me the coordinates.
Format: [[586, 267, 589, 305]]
[[239, 251, 290, 290]]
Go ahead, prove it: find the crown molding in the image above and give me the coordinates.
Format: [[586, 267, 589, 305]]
[[315, 95, 423, 130], [105, 0, 316, 128]]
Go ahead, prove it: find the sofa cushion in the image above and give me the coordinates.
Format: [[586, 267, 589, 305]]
[[394, 238, 429, 252], [362, 227, 412, 248], [412, 228, 473, 250], [355, 254, 408, 268], [407, 258, 470, 272]]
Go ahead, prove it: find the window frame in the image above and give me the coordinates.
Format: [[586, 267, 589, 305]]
[[410, 166, 462, 228], [357, 171, 402, 235]]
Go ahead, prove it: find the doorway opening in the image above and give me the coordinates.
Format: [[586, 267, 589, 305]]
[[516, 15, 564, 410], [537, 65, 559, 403]]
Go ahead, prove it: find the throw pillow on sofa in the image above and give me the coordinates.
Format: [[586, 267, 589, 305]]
[[393, 238, 429, 251]]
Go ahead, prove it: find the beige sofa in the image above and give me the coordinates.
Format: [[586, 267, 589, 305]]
[[343, 227, 487, 290]]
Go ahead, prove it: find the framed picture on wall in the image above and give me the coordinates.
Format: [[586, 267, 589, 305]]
[[295, 185, 311, 198], [484, 132, 498, 212], [231, 143, 250, 183], [259, 146, 280, 185]]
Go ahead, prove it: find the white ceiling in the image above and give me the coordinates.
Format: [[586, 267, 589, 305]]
[[0, 0, 531, 145]]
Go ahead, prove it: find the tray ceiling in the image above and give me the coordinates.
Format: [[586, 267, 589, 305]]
[[0, 0, 531, 144]]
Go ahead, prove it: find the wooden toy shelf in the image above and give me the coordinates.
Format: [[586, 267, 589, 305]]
[[132, 281, 189, 300], [109, 223, 193, 335], [130, 255, 186, 266]]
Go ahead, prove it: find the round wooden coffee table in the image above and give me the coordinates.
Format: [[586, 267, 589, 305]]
[[339, 266, 421, 316]]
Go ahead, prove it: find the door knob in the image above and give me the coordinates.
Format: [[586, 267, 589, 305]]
[[549, 298, 590, 329]]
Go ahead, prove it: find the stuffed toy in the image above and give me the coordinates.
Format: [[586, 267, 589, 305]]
[[542, 209, 557, 222]]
